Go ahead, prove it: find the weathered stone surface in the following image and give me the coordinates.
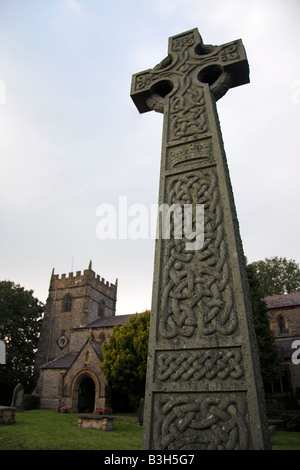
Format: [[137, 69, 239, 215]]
[[131, 28, 271, 450], [11, 383, 24, 412], [77, 415, 114, 431]]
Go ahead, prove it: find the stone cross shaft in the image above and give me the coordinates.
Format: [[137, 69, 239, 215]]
[[131, 28, 270, 450]]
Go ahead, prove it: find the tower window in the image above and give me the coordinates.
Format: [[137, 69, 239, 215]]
[[98, 299, 105, 317], [62, 294, 72, 312], [278, 315, 287, 335]]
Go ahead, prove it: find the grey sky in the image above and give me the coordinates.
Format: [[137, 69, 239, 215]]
[[0, 0, 299, 315]]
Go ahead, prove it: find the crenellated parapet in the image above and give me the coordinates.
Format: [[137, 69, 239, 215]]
[[50, 264, 117, 294]]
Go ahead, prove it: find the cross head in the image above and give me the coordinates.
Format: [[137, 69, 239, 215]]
[[131, 28, 249, 142]]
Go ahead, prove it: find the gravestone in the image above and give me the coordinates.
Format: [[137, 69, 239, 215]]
[[131, 28, 271, 450], [77, 415, 114, 431], [138, 397, 144, 426], [11, 383, 24, 412]]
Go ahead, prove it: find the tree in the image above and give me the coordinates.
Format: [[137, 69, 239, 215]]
[[248, 257, 300, 298], [101, 310, 150, 409], [246, 264, 281, 386], [0, 281, 43, 403]]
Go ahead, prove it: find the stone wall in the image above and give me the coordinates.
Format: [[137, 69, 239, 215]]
[[39, 369, 63, 410], [70, 327, 113, 353], [268, 305, 300, 338]]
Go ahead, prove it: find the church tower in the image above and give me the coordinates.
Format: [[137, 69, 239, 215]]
[[34, 261, 117, 377], [33, 262, 135, 413]]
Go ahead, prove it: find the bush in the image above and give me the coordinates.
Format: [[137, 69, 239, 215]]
[[24, 394, 40, 410], [101, 310, 150, 410], [282, 410, 300, 431]]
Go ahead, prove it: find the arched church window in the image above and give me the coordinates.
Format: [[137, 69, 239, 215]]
[[85, 351, 91, 364], [99, 332, 107, 343], [98, 299, 105, 317], [62, 294, 72, 312], [278, 315, 287, 335]]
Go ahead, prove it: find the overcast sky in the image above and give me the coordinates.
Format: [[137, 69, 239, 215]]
[[0, 0, 299, 315]]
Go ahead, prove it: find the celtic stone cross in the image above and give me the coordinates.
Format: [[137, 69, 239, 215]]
[[131, 28, 270, 450]]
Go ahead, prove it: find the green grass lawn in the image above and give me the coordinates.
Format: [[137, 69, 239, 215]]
[[1, 410, 300, 450], [0, 410, 142, 450], [271, 430, 300, 450]]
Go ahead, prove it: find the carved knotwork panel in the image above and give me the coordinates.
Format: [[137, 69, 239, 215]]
[[153, 393, 250, 450], [158, 168, 239, 341], [168, 84, 208, 142], [155, 348, 244, 383]]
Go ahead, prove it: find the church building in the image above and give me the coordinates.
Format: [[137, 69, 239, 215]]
[[265, 292, 300, 396], [34, 262, 132, 413]]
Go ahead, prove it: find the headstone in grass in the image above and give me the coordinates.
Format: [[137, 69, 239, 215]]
[[11, 383, 24, 412]]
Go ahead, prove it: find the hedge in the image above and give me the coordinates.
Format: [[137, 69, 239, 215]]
[[23, 394, 40, 410]]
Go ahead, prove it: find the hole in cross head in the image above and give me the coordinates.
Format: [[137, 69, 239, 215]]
[[198, 65, 224, 87], [150, 80, 174, 99], [194, 43, 215, 56]]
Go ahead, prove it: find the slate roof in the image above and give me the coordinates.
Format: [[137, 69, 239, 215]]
[[42, 315, 135, 370], [42, 340, 105, 369], [74, 314, 135, 330], [264, 293, 300, 310], [42, 353, 77, 369], [91, 340, 103, 361]]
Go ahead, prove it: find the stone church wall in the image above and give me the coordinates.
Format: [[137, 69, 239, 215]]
[[269, 305, 300, 337], [70, 328, 112, 352], [39, 369, 63, 410]]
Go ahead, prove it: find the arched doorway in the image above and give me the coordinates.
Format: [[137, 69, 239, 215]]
[[77, 377, 95, 413], [70, 370, 101, 414]]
